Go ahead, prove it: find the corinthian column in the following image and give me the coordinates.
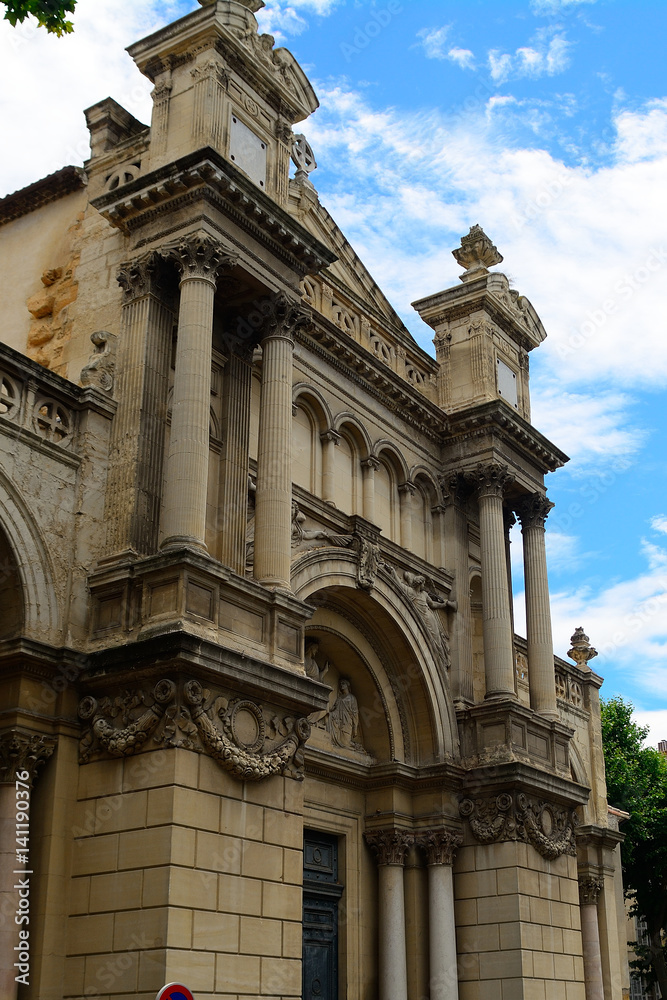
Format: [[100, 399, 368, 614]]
[[515, 493, 558, 720], [365, 828, 414, 1000], [417, 829, 463, 1000], [474, 464, 516, 700], [0, 731, 56, 1000], [254, 294, 310, 589], [579, 876, 604, 1000], [160, 233, 237, 551]]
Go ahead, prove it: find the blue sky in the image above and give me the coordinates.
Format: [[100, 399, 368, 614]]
[[1, 0, 666, 742]]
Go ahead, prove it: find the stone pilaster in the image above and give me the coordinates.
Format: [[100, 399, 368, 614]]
[[579, 876, 604, 1000], [159, 233, 238, 551], [149, 77, 172, 162], [417, 830, 463, 1000], [191, 57, 227, 150], [106, 253, 175, 557], [365, 829, 414, 1000], [515, 493, 558, 720], [321, 429, 340, 505], [254, 294, 311, 589], [361, 457, 380, 523], [218, 351, 252, 573], [473, 463, 516, 701], [0, 731, 56, 1000]]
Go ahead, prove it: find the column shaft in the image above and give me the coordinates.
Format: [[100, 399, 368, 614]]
[[161, 273, 216, 549], [321, 432, 338, 505], [362, 459, 377, 523], [443, 479, 474, 705], [581, 903, 605, 1000], [378, 864, 409, 1000], [478, 478, 516, 698], [428, 864, 459, 1000], [517, 495, 558, 719], [218, 353, 252, 573], [254, 331, 294, 588], [399, 485, 414, 551]]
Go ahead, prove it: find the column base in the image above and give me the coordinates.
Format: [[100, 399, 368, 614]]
[[256, 576, 292, 592], [160, 535, 208, 552], [484, 690, 518, 702]]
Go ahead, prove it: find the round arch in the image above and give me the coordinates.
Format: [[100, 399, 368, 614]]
[[292, 383, 333, 431], [292, 551, 459, 762], [0, 468, 60, 641], [332, 412, 372, 458]]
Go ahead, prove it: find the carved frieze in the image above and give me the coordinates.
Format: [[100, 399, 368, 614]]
[[365, 828, 414, 865], [78, 678, 311, 781], [460, 790, 577, 859], [0, 730, 57, 785]]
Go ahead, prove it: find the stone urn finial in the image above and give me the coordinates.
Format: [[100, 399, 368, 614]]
[[452, 224, 503, 282], [567, 627, 598, 668]]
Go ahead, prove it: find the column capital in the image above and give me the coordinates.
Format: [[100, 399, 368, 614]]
[[440, 471, 474, 510], [320, 429, 341, 446], [0, 729, 56, 786], [117, 251, 162, 301], [470, 462, 514, 499], [578, 874, 603, 905], [515, 492, 554, 530], [160, 232, 239, 286], [398, 481, 416, 497], [361, 456, 381, 472], [258, 291, 312, 343], [416, 828, 463, 866], [365, 828, 414, 865]]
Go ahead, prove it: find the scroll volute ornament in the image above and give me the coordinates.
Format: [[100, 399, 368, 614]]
[[0, 730, 57, 785], [159, 232, 239, 283], [514, 493, 555, 530], [416, 829, 463, 866], [470, 462, 514, 499]]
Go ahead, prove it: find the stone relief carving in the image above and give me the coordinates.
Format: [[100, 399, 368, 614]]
[[291, 501, 355, 549], [555, 670, 584, 709], [80, 331, 117, 392], [356, 535, 381, 591], [459, 791, 577, 859], [328, 677, 364, 752], [78, 678, 311, 781], [0, 730, 57, 785], [381, 563, 455, 671]]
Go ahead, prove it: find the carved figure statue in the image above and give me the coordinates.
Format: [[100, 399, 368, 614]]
[[328, 678, 364, 751], [291, 501, 354, 548], [80, 331, 117, 392], [304, 639, 330, 728], [384, 565, 456, 669]]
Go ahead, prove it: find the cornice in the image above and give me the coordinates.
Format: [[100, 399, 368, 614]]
[[299, 319, 449, 443], [90, 147, 336, 274], [445, 400, 569, 474], [0, 165, 85, 227]]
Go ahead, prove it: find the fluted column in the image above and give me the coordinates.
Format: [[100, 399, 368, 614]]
[[417, 830, 463, 1000], [321, 430, 340, 504], [160, 234, 237, 551], [106, 253, 174, 556], [474, 464, 516, 700], [399, 482, 415, 551], [579, 876, 604, 1000], [442, 474, 474, 705], [515, 493, 558, 720], [218, 351, 252, 573], [254, 294, 310, 589], [0, 732, 55, 1000], [365, 829, 414, 1000], [362, 457, 380, 523]]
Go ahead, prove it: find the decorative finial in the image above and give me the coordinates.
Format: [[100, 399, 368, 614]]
[[567, 627, 598, 668], [452, 224, 503, 282], [291, 135, 317, 178]]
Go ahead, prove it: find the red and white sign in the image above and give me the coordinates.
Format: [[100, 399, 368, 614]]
[[155, 986, 195, 1000]]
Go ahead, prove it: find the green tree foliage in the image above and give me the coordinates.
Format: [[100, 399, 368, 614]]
[[601, 696, 667, 996], [1, 0, 76, 35]]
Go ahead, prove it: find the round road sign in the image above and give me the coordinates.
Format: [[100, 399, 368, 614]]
[[155, 986, 195, 1000]]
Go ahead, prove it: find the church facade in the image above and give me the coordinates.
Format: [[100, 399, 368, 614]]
[[0, 2, 630, 999]]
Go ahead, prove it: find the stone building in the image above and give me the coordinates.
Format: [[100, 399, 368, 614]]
[[0, 1, 630, 999]]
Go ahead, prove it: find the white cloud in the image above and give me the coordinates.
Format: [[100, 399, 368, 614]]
[[650, 516, 667, 535], [530, 0, 597, 13], [416, 25, 451, 60], [257, 0, 342, 40], [488, 32, 571, 83], [447, 47, 475, 70], [633, 710, 667, 749]]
